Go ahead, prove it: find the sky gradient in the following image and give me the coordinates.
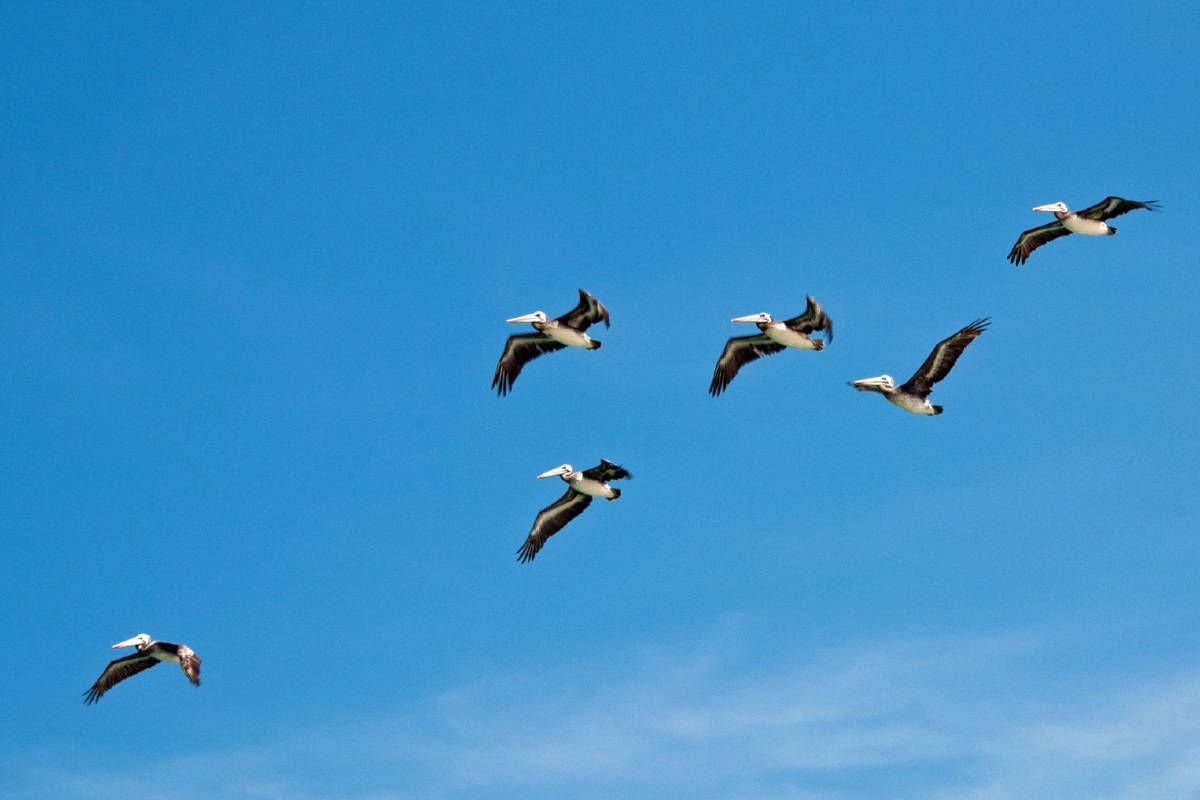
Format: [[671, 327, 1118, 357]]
[[2, 4, 1198, 798]]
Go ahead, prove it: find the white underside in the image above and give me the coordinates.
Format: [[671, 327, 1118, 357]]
[[764, 326, 819, 349], [545, 327, 593, 348], [569, 476, 616, 498], [1063, 216, 1110, 236], [886, 393, 936, 415]]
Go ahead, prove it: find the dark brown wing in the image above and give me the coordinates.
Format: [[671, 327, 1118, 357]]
[[709, 334, 786, 396], [83, 652, 160, 705], [582, 459, 632, 482], [1007, 220, 1070, 265], [491, 333, 566, 396], [1076, 196, 1160, 221], [557, 289, 610, 331], [782, 295, 834, 343], [178, 648, 202, 687], [517, 489, 593, 563], [901, 319, 990, 398]]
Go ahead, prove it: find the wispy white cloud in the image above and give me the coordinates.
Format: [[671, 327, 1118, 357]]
[[9, 624, 1200, 800]]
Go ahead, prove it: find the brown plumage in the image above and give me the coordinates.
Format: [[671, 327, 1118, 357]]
[[84, 635, 202, 705], [1008, 197, 1159, 265]]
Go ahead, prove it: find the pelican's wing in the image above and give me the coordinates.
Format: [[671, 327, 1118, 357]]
[[491, 333, 566, 396], [782, 295, 834, 343], [901, 318, 989, 398], [1007, 219, 1070, 265], [557, 289, 610, 331], [517, 489, 593, 563], [83, 652, 159, 705], [177, 648, 202, 687], [582, 459, 632, 482], [708, 334, 785, 396], [1077, 196, 1160, 221]]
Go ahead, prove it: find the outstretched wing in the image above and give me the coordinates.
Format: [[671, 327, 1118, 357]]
[[901, 318, 990, 398], [83, 652, 159, 705], [709, 335, 785, 396], [557, 289, 610, 331], [517, 489, 593, 563], [1077, 196, 1160, 221], [782, 295, 834, 343], [178, 649, 201, 687], [491, 333, 566, 396], [1007, 220, 1070, 266], [582, 459, 632, 482]]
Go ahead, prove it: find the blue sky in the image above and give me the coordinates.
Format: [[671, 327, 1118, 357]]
[[2, 3, 1198, 798]]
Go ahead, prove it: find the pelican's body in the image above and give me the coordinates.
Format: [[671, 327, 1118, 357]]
[[709, 296, 833, 396], [517, 459, 632, 563], [539, 324, 596, 349], [850, 319, 989, 415], [84, 633, 202, 704], [1008, 197, 1159, 265], [492, 289, 610, 395]]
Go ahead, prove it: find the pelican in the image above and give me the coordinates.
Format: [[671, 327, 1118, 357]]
[[1008, 196, 1159, 265], [492, 289, 610, 396], [517, 459, 632, 563], [83, 633, 201, 704], [709, 295, 834, 396], [849, 319, 989, 415]]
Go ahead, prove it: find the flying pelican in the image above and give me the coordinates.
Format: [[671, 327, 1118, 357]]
[[83, 633, 201, 704], [849, 319, 989, 415], [1008, 196, 1159, 265], [517, 459, 632, 563], [709, 295, 834, 396], [492, 289, 610, 396]]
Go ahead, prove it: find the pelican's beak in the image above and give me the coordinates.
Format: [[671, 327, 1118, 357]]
[[537, 466, 568, 479], [730, 313, 763, 324], [1031, 203, 1060, 213], [849, 376, 889, 391], [112, 636, 143, 649], [506, 312, 543, 324]]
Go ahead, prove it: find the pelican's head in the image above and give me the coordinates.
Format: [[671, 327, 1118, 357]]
[[113, 633, 151, 650], [537, 464, 574, 479], [1032, 201, 1069, 214], [506, 311, 548, 324], [731, 312, 773, 324], [849, 374, 896, 393]]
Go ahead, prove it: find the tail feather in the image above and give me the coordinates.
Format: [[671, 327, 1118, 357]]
[[607, 487, 621, 500], [1107, 226, 1117, 235], [589, 339, 602, 350], [931, 405, 944, 415], [812, 339, 825, 351]]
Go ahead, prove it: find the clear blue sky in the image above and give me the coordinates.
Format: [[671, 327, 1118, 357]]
[[2, 4, 1198, 798]]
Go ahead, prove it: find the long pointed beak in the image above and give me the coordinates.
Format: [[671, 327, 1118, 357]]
[[1031, 203, 1060, 212], [730, 314, 761, 324], [506, 312, 543, 324], [537, 467, 567, 479], [849, 377, 888, 391], [112, 636, 143, 649]]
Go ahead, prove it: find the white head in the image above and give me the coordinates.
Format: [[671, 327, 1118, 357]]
[[1032, 201, 1069, 214], [537, 464, 574, 479], [731, 312, 773, 324], [849, 374, 896, 392], [506, 311, 548, 324], [112, 633, 152, 650]]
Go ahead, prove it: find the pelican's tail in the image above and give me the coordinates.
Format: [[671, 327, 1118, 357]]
[[931, 405, 944, 415]]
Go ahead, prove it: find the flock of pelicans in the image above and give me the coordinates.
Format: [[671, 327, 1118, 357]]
[[85, 195, 1158, 703]]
